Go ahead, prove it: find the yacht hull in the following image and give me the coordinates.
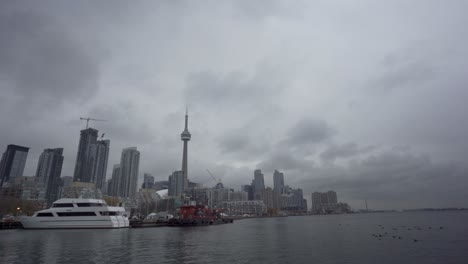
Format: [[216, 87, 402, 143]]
[[21, 216, 129, 229]]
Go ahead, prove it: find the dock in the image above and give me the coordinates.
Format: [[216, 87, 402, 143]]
[[0, 221, 23, 230]]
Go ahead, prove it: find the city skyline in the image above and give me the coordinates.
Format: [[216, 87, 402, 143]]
[[1, 1, 468, 210]]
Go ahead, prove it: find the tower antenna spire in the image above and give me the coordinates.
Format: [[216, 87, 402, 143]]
[[184, 105, 189, 130]]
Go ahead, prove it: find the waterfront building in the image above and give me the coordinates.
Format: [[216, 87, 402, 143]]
[[35, 148, 64, 205], [207, 186, 230, 209], [261, 187, 280, 214], [336, 202, 351, 213], [327, 190, 338, 205], [320, 192, 329, 205], [190, 187, 211, 204], [0, 176, 46, 202], [142, 173, 155, 189], [221, 200, 267, 216], [229, 190, 248, 201], [0, 144, 29, 187], [137, 188, 162, 216], [311, 190, 341, 213], [312, 192, 322, 212], [87, 139, 110, 190], [73, 128, 98, 182], [273, 169, 285, 194], [180, 107, 191, 190], [61, 182, 102, 199], [119, 147, 140, 199]]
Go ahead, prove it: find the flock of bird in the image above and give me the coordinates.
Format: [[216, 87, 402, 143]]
[[337, 223, 445, 243], [370, 224, 445, 242]]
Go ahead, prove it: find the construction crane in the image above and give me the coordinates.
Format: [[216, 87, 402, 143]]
[[206, 169, 225, 189], [80, 117, 107, 129]]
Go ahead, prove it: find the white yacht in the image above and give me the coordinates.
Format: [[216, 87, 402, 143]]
[[20, 198, 129, 229]]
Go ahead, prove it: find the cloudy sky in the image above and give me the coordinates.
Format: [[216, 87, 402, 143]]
[[1, 0, 467, 210]]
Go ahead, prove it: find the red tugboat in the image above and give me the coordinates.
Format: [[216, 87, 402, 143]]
[[168, 202, 234, 226]]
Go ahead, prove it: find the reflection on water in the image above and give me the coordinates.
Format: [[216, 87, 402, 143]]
[[1, 211, 468, 264]]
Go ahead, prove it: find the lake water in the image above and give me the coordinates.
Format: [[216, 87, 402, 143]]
[[1, 211, 467, 264]]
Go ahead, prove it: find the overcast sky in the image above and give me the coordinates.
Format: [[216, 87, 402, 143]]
[[1, 0, 467, 210]]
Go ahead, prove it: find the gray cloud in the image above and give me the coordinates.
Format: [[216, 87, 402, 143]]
[[284, 119, 335, 146], [321, 143, 375, 163], [369, 53, 435, 93], [185, 67, 286, 111], [0, 7, 100, 105]]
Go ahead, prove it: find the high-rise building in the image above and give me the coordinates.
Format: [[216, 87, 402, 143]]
[[312, 190, 339, 213], [320, 192, 329, 205], [142, 173, 155, 189], [241, 185, 254, 200], [0, 144, 29, 187], [73, 128, 98, 182], [180, 107, 191, 190], [327, 190, 338, 204], [119, 147, 140, 199], [168, 171, 184, 197], [87, 139, 110, 190], [229, 190, 248, 201], [253, 169, 265, 200], [35, 148, 64, 204], [261, 187, 280, 213], [273, 169, 285, 194], [108, 164, 121, 196], [311, 192, 322, 212]]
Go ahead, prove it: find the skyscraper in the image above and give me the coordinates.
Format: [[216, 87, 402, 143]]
[[168, 170, 184, 197], [327, 190, 338, 204], [311, 192, 322, 212], [0, 144, 29, 187], [273, 169, 285, 194], [253, 169, 265, 200], [311, 190, 339, 213], [119, 147, 140, 199], [108, 164, 121, 196], [87, 139, 110, 190], [73, 128, 98, 182], [35, 148, 64, 204], [180, 107, 191, 190], [241, 185, 254, 200]]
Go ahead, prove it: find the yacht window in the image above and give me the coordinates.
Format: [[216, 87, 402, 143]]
[[100, 212, 118, 216], [36, 213, 54, 217], [52, 203, 74, 208], [57, 212, 97, 217], [76, 203, 103, 207]]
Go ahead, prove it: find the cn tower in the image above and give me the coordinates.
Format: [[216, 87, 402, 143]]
[[180, 106, 191, 189]]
